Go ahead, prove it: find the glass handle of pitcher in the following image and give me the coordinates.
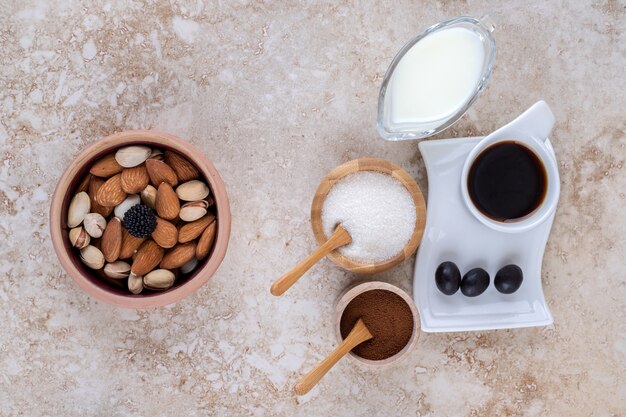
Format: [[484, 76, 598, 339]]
[[478, 15, 497, 33]]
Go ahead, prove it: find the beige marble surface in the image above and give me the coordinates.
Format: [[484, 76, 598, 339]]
[[1, 0, 625, 416]]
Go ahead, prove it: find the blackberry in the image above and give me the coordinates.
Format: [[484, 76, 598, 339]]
[[122, 204, 157, 238]]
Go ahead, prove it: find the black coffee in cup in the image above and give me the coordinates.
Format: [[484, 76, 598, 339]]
[[468, 141, 547, 222]]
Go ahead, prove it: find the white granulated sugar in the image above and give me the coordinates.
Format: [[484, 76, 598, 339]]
[[322, 171, 416, 263]]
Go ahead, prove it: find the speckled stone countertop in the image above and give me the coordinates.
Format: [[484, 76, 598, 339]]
[[1, 1, 624, 416]]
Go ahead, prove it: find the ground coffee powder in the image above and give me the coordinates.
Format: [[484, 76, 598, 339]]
[[339, 289, 414, 360]]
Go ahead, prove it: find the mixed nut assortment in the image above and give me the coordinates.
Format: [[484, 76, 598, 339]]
[[66, 145, 217, 294], [435, 261, 523, 297]]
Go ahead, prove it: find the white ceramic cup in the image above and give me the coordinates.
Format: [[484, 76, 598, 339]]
[[460, 101, 560, 233]]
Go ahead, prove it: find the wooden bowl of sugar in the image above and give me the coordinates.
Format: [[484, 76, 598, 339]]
[[311, 158, 426, 274]]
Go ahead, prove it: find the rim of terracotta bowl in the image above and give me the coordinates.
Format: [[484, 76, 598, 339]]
[[334, 281, 420, 369], [49, 130, 231, 308], [310, 158, 426, 274]]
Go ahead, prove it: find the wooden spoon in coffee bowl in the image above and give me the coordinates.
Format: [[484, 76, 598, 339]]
[[270, 225, 352, 296], [294, 318, 373, 396]]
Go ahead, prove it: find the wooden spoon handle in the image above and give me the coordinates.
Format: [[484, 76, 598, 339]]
[[270, 226, 351, 296], [294, 319, 372, 396]]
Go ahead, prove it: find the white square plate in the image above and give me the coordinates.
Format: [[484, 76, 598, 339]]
[[414, 137, 554, 332]]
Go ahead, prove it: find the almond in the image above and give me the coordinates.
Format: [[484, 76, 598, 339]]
[[88, 177, 114, 217], [131, 240, 164, 276], [90, 154, 124, 177], [101, 217, 122, 262], [146, 159, 178, 187], [151, 217, 178, 249], [196, 220, 216, 260], [164, 151, 199, 182], [120, 229, 146, 259], [96, 174, 127, 207], [156, 183, 180, 220], [121, 164, 150, 194], [178, 213, 215, 243], [160, 242, 196, 269], [76, 174, 92, 193]]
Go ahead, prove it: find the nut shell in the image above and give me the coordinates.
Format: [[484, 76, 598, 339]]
[[103, 261, 131, 279], [179, 200, 209, 222], [69, 226, 90, 249], [84, 213, 107, 238], [80, 245, 105, 270], [127, 272, 143, 294], [67, 192, 91, 228], [176, 180, 209, 202], [115, 146, 151, 168], [143, 269, 176, 290]]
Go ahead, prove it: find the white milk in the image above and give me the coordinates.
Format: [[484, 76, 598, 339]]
[[389, 27, 485, 124]]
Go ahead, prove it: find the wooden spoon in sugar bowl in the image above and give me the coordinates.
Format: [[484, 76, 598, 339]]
[[270, 158, 426, 296], [270, 225, 352, 296], [294, 318, 373, 396]]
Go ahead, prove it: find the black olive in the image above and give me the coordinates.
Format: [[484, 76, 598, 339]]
[[494, 265, 523, 294], [435, 261, 461, 295], [460, 268, 490, 297]]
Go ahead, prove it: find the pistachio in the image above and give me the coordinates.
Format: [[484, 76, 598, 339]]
[[115, 146, 152, 168], [176, 180, 210, 202], [127, 272, 143, 294], [69, 226, 90, 249], [180, 257, 199, 274], [114, 194, 141, 220], [143, 269, 175, 290], [179, 200, 209, 222], [67, 192, 91, 228], [83, 213, 107, 238], [140, 185, 157, 209], [80, 245, 105, 269], [103, 261, 131, 279], [149, 148, 164, 160]]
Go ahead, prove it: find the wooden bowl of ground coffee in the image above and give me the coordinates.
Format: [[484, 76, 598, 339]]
[[335, 281, 419, 367]]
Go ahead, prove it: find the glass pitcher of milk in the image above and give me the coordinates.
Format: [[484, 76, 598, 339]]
[[377, 15, 496, 141]]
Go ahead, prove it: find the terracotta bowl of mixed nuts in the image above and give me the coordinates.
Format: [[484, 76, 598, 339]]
[[50, 130, 231, 308]]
